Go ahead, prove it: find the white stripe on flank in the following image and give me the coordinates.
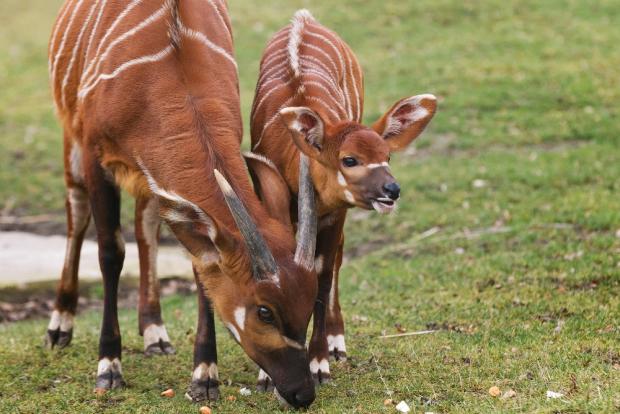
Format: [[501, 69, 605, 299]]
[[252, 81, 291, 120], [179, 23, 238, 70], [343, 47, 361, 121], [305, 96, 341, 123], [304, 29, 345, 74], [301, 64, 342, 98], [79, 45, 174, 99], [51, 0, 86, 99], [304, 81, 346, 115], [253, 96, 294, 150], [206, 0, 232, 40], [234, 307, 246, 331], [288, 10, 314, 77], [81, 0, 107, 82], [302, 42, 339, 77], [81, 0, 143, 85], [61, 0, 99, 108], [81, 3, 168, 90], [257, 59, 289, 88], [49, 0, 75, 76]]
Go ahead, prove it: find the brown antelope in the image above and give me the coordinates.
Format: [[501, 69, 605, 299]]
[[47, 0, 318, 408], [250, 10, 437, 385]]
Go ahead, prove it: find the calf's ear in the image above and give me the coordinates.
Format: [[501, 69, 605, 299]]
[[371, 94, 437, 151]]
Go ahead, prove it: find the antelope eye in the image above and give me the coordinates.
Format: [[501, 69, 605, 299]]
[[342, 156, 358, 167], [257, 306, 275, 324]]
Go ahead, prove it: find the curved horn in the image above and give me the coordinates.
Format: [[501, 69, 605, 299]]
[[294, 154, 317, 270], [214, 169, 278, 279]]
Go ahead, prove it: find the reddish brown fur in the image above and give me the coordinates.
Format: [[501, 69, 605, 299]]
[[48, 1, 317, 407], [250, 10, 437, 380]]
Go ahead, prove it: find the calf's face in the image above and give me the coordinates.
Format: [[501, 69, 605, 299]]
[[280, 94, 437, 214]]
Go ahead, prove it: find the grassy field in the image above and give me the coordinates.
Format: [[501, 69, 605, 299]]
[[1, 0, 619, 412]]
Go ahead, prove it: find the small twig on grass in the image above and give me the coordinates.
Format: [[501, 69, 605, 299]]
[[371, 352, 393, 396], [412, 226, 441, 242], [379, 329, 437, 339]]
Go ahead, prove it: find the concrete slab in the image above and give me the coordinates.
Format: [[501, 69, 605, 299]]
[[0, 231, 193, 286]]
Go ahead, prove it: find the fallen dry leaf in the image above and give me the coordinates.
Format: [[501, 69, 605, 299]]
[[226, 395, 237, 402], [93, 388, 106, 396], [488, 386, 501, 397], [199, 406, 212, 414], [383, 398, 393, 406], [161, 388, 175, 398]]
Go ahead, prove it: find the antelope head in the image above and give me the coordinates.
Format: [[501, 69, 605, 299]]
[[167, 157, 318, 408], [280, 94, 437, 214]]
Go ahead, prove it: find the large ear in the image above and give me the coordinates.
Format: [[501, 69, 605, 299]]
[[279, 107, 328, 164], [371, 94, 437, 152], [243, 152, 292, 229]]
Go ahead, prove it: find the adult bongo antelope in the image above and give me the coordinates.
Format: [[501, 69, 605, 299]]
[[48, 0, 318, 408], [250, 10, 437, 385]]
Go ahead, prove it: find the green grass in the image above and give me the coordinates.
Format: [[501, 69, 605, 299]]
[[1, 0, 619, 412]]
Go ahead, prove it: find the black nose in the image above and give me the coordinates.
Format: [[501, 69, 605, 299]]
[[293, 387, 316, 408], [383, 182, 400, 200]]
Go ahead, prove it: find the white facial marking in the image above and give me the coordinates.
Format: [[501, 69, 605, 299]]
[[337, 171, 347, 187], [226, 323, 241, 343], [258, 369, 271, 382], [97, 357, 122, 376], [143, 324, 171, 348], [309, 358, 330, 374], [192, 362, 219, 381], [234, 307, 246, 331], [283, 336, 305, 350], [366, 162, 390, 169], [344, 189, 355, 204], [327, 334, 346, 353]]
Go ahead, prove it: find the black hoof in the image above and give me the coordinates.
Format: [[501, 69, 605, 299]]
[[144, 340, 176, 356], [45, 328, 73, 349], [185, 379, 220, 402], [329, 349, 347, 362], [312, 371, 331, 386], [95, 370, 125, 391]]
